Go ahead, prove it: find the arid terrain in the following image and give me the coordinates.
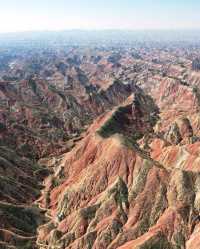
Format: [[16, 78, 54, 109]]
[[1, 31, 200, 249]]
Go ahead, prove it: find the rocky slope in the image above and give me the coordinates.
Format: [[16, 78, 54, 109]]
[[0, 76, 132, 159], [0, 146, 47, 249], [36, 76, 200, 249], [1, 41, 200, 249]]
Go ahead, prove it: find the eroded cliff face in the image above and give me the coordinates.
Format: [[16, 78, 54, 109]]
[[0, 77, 132, 159], [35, 76, 200, 249], [1, 44, 200, 249], [0, 63, 135, 248]]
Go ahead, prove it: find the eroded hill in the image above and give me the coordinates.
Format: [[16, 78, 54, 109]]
[[0, 41, 200, 249]]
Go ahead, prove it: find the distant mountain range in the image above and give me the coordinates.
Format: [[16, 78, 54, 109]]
[[1, 29, 200, 48]]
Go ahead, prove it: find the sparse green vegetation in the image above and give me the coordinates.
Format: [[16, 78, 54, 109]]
[[18, 143, 36, 159], [0, 122, 6, 132], [0, 202, 42, 234], [173, 232, 186, 249], [109, 177, 129, 210], [139, 233, 173, 249], [28, 78, 37, 94], [97, 106, 130, 138], [192, 86, 200, 108], [79, 204, 100, 220], [48, 84, 66, 101]]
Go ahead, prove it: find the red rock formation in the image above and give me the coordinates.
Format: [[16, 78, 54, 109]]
[[1, 42, 200, 249], [36, 76, 200, 249]]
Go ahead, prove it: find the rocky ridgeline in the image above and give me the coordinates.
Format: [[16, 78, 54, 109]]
[[35, 74, 200, 249], [0, 76, 132, 159], [1, 45, 200, 249], [0, 72, 134, 248]]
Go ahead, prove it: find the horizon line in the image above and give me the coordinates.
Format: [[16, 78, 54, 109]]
[[0, 28, 200, 35]]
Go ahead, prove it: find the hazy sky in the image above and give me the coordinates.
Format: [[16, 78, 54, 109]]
[[0, 0, 200, 33]]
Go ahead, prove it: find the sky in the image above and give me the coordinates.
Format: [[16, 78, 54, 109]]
[[0, 0, 200, 33]]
